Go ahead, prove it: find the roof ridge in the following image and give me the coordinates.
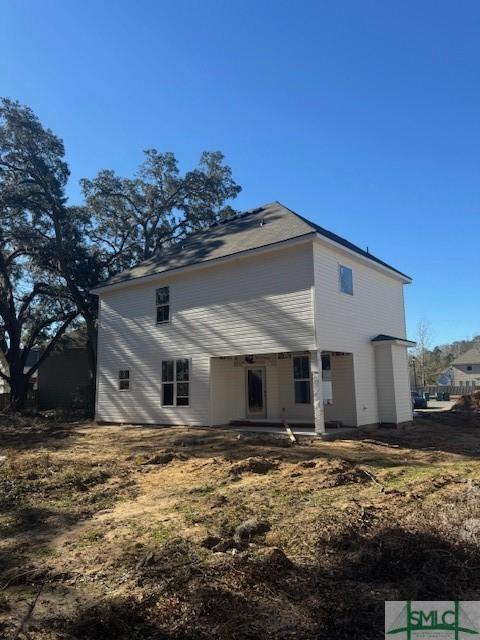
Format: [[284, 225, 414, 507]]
[[92, 200, 411, 291], [273, 201, 411, 280], [206, 205, 267, 230], [453, 344, 480, 364]]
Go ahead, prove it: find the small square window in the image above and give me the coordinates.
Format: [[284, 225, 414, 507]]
[[339, 265, 353, 295], [467, 366, 473, 371], [119, 369, 130, 391]]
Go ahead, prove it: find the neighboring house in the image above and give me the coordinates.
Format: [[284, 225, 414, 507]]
[[0, 329, 91, 409], [450, 346, 480, 389], [92, 202, 414, 434], [36, 328, 92, 410]]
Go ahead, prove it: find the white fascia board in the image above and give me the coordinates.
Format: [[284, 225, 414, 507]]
[[372, 339, 416, 348]]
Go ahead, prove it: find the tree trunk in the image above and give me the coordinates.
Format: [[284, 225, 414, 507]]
[[9, 368, 29, 412], [85, 315, 98, 417]]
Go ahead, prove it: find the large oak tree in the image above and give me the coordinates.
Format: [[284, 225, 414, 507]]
[[0, 98, 242, 410], [0, 99, 78, 409]]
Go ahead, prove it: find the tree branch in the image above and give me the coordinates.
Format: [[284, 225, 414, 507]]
[[25, 312, 78, 378]]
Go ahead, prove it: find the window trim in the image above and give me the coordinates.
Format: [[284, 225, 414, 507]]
[[118, 369, 130, 392], [156, 286, 171, 325], [339, 264, 353, 296], [292, 354, 312, 405], [161, 358, 190, 407]]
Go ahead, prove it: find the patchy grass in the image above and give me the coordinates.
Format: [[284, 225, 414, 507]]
[[1, 415, 480, 639]]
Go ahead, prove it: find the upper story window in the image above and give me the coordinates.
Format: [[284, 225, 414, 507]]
[[293, 355, 311, 404], [339, 265, 353, 295], [156, 286, 170, 324], [467, 366, 473, 371], [119, 369, 130, 391]]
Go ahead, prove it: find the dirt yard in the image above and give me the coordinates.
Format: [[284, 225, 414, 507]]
[[2, 413, 480, 639]]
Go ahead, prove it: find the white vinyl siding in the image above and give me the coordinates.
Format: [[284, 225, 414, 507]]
[[96, 234, 410, 427], [323, 354, 357, 426], [313, 240, 408, 426], [373, 343, 412, 424], [373, 345, 397, 423], [392, 344, 412, 423], [96, 243, 315, 425]]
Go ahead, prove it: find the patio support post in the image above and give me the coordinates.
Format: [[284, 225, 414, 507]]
[[310, 350, 325, 435]]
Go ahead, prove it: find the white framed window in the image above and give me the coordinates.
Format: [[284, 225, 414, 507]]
[[156, 286, 170, 324], [162, 358, 190, 406], [339, 265, 353, 295], [119, 369, 130, 391], [293, 355, 311, 404]]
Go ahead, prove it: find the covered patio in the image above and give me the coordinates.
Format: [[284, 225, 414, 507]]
[[209, 350, 357, 434]]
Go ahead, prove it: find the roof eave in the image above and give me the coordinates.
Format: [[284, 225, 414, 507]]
[[314, 233, 412, 284], [90, 232, 317, 295], [372, 338, 416, 347]]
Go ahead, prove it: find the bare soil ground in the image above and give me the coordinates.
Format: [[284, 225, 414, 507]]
[[2, 413, 480, 639]]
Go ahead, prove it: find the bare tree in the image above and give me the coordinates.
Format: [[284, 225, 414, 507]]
[[414, 317, 433, 387]]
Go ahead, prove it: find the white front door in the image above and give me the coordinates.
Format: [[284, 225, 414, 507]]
[[246, 367, 266, 418]]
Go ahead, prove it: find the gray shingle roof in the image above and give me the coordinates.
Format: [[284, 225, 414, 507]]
[[452, 346, 480, 365], [96, 201, 411, 289]]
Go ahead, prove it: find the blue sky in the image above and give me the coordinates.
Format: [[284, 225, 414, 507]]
[[1, 0, 479, 346]]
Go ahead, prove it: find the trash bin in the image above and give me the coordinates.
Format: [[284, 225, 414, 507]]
[[443, 392, 450, 401], [436, 392, 443, 401], [424, 392, 430, 401]]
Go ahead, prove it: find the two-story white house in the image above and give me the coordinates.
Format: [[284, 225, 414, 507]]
[[92, 202, 414, 434]]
